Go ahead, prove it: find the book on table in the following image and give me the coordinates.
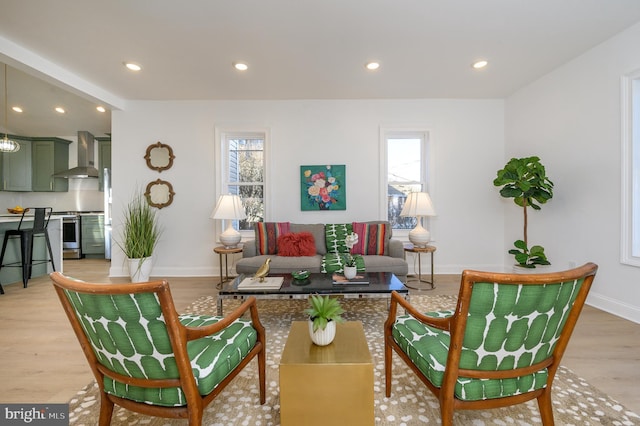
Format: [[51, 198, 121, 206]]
[[332, 273, 370, 285], [238, 276, 284, 290]]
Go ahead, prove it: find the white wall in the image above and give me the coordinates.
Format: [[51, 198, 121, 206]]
[[110, 99, 505, 278], [506, 22, 640, 323]]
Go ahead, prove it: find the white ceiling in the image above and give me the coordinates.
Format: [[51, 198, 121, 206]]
[[2, 0, 640, 136]]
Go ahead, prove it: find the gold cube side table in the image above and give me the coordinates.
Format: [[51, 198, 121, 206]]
[[279, 321, 374, 426]]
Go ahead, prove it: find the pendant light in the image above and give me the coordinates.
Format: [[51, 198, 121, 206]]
[[1, 64, 20, 153]]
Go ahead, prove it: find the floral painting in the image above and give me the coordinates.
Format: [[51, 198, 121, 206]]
[[301, 165, 346, 211]]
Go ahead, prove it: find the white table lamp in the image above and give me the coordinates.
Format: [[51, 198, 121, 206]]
[[400, 192, 436, 248], [210, 194, 247, 248]]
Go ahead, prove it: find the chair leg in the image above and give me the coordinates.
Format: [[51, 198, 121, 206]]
[[384, 337, 393, 397], [44, 233, 56, 272], [0, 282, 4, 294], [258, 344, 266, 404], [20, 234, 33, 288], [440, 399, 455, 426], [98, 393, 115, 426], [537, 389, 556, 425], [0, 234, 10, 268]]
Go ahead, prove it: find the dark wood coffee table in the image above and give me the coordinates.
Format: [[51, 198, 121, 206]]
[[217, 272, 408, 315]]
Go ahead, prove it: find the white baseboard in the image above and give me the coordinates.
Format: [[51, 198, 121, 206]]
[[586, 291, 640, 325]]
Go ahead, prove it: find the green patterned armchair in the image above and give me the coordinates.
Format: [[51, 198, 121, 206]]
[[51, 272, 266, 425], [384, 263, 597, 425]]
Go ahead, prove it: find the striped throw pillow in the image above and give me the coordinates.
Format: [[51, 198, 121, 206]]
[[254, 222, 291, 255], [351, 222, 387, 255]]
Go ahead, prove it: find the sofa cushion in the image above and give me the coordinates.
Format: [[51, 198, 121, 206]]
[[236, 255, 323, 274], [277, 232, 316, 257], [352, 222, 387, 255], [290, 223, 327, 255], [255, 222, 290, 255], [325, 223, 353, 253], [321, 253, 365, 273]]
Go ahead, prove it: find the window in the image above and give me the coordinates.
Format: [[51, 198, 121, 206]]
[[622, 70, 640, 266], [382, 130, 432, 232], [216, 130, 267, 236]]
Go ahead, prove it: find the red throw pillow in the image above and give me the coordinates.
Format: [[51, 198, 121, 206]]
[[277, 232, 317, 257]]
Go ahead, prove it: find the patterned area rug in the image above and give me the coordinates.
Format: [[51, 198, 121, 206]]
[[67, 295, 640, 425]]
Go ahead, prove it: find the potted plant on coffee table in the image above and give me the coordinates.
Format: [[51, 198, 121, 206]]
[[493, 156, 554, 268], [118, 191, 162, 282], [342, 232, 359, 279], [305, 295, 345, 346]]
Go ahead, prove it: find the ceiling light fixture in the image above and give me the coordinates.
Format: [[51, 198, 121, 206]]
[[96, 106, 106, 113], [472, 60, 488, 69], [124, 62, 142, 71], [1, 64, 20, 153], [233, 62, 248, 71], [12, 106, 22, 113], [55, 107, 66, 114], [365, 62, 380, 70]]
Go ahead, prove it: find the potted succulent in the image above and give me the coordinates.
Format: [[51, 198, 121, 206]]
[[117, 192, 162, 282], [342, 232, 359, 279], [304, 295, 345, 346], [493, 156, 554, 268]]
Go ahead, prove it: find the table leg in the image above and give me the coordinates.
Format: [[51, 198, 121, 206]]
[[217, 252, 224, 289], [405, 251, 436, 290]]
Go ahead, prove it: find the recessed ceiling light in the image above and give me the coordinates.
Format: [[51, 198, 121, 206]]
[[96, 106, 106, 113], [472, 60, 488, 69], [124, 62, 142, 71], [55, 107, 66, 114], [233, 62, 248, 71], [365, 62, 380, 70], [11, 106, 22, 113]]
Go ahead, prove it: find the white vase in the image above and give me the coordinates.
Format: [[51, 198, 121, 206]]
[[128, 256, 153, 282], [309, 320, 336, 346], [343, 266, 357, 279]]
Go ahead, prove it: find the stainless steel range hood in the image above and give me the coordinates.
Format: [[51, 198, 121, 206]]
[[53, 131, 99, 178]]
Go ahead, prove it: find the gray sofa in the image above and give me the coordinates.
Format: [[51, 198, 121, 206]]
[[235, 222, 408, 281]]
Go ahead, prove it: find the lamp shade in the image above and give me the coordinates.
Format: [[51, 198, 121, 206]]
[[210, 194, 246, 248], [400, 192, 436, 217], [400, 192, 436, 248], [210, 194, 247, 220]]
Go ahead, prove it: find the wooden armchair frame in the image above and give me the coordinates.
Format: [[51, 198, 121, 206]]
[[51, 272, 266, 425], [384, 263, 597, 425]]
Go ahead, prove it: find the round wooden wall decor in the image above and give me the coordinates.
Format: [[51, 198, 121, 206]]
[[145, 141, 175, 172], [145, 179, 175, 209]]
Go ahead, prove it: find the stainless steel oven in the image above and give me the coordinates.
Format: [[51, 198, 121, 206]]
[[61, 215, 81, 259]]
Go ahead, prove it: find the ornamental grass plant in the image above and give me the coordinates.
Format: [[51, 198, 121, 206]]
[[118, 192, 162, 259]]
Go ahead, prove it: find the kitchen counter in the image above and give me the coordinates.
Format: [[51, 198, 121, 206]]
[[0, 216, 63, 287]]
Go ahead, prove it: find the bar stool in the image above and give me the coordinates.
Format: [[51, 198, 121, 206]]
[[0, 207, 56, 291]]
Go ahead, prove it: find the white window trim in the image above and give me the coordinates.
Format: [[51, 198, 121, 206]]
[[214, 126, 271, 243], [621, 69, 640, 267], [379, 127, 435, 241]]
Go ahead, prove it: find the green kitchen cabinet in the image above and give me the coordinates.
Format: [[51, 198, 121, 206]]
[[31, 138, 71, 192], [81, 214, 105, 258], [2, 137, 32, 192], [97, 138, 111, 192]]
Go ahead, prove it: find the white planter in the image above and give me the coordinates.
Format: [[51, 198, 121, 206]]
[[308, 320, 336, 346], [128, 256, 153, 282], [343, 266, 357, 279]]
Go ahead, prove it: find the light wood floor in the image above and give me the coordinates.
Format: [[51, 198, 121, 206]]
[[0, 259, 638, 415]]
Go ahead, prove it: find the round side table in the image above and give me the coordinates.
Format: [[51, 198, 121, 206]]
[[213, 246, 242, 289], [404, 244, 436, 290]]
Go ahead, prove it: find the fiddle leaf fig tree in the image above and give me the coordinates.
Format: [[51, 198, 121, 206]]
[[493, 156, 554, 268]]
